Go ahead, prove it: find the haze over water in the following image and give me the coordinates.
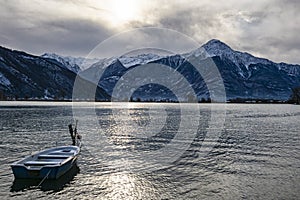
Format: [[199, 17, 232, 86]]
[[0, 102, 299, 199]]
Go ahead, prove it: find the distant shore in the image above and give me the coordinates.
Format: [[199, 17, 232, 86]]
[[0, 99, 297, 104]]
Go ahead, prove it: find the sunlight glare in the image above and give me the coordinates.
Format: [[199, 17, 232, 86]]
[[108, 0, 140, 25]]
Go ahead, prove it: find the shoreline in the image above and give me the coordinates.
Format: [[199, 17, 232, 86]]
[[0, 100, 297, 105]]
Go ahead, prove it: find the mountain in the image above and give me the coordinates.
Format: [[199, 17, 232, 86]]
[[198, 39, 300, 101], [1, 39, 300, 102], [85, 39, 300, 102], [0, 46, 109, 100]]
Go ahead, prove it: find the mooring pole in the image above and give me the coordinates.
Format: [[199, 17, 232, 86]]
[[68, 124, 75, 145]]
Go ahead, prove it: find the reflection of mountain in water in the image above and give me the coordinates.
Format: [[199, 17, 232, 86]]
[[10, 164, 80, 192]]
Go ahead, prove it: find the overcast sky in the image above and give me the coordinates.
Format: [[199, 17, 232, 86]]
[[0, 0, 299, 64]]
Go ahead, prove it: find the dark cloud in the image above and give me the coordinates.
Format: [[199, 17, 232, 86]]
[[0, 17, 114, 56]]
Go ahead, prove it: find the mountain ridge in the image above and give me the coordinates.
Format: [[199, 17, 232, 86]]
[[0, 46, 109, 100], [84, 39, 300, 101], [1, 39, 300, 102]]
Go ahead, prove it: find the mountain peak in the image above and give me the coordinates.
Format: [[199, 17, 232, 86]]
[[186, 39, 275, 75], [205, 39, 230, 46], [202, 39, 233, 54], [187, 39, 233, 60]]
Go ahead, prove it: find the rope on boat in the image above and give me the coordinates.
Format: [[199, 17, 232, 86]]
[[37, 169, 52, 187]]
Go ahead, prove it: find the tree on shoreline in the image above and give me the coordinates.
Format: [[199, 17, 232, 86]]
[[289, 87, 300, 104]]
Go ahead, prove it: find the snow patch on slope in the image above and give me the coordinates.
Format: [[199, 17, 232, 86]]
[[20, 55, 36, 60], [0, 72, 11, 86], [119, 53, 162, 67]]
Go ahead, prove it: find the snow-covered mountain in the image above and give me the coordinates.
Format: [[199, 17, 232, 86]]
[[84, 39, 300, 102], [199, 39, 272, 68], [41, 53, 100, 72], [189, 40, 300, 100], [1, 39, 300, 102], [0, 46, 109, 100]]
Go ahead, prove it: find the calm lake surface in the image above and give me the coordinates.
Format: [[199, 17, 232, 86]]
[[0, 102, 299, 199]]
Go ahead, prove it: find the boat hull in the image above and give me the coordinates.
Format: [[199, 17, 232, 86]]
[[11, 156, 77, 179], [11, 146, 80, 180]]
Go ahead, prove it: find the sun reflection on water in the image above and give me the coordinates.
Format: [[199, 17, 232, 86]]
[[88, 171, 161, 200]]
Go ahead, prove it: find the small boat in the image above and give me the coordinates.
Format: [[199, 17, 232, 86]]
[[11, 121, 81, 180], [11, 146, 80, 179]]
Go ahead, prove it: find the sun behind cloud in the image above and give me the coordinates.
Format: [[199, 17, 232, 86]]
[[111, 0, 138, 21], [99, 0, 143, 27]]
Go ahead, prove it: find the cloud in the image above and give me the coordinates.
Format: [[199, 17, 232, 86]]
[[229, 0, 300, 63], [137, 0, 300, 64], [0, 0, 299, 64], [0, 0, 115, 56], [0, 17, 114, 56]]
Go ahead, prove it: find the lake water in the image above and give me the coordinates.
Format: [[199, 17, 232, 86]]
[[0, 102, 299, 199]]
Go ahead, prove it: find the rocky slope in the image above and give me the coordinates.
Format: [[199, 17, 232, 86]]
[[0, 46, 109, 100]]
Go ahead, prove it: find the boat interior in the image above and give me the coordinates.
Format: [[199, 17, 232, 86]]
[[22, 148, 78, 168]]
